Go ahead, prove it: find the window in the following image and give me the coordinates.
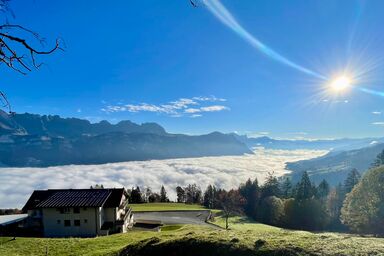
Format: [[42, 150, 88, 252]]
[[64, 220, 71, 227], [74, 220, 80, 226], [73, 207, 80, 214], [59, 207, 70, 214], [57, 220, 61, 224], [84, 219, 88, 224]]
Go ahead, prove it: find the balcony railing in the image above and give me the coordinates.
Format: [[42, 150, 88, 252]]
[[118, 200, 129, 210], [115, 207, 132, 226]]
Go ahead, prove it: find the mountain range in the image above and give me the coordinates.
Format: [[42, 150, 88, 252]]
[[234, 134, 384, 152], [0, 111, 252, 167], [286, 142, 384, 185]]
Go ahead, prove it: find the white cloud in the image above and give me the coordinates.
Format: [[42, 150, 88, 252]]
[[245, 131, 270, 138], [190, 114, 202, 118], [200, 105, 229, 112], [77, 108, 82, 113], [185, 108, 201, 114], [192, 96, 226, 102], [372, 111, 382, 115], [372, 122, 384, 126], [0, 148, 326, 208], [102, 96, 229, 117]]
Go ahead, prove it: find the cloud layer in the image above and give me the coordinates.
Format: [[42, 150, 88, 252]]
[[101, 96, 229, 118], [0, 148, 326, 208]]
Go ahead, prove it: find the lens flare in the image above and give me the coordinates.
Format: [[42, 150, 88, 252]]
[[204, 0, 326, 80]]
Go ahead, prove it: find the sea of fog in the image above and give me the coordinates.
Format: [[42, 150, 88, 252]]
[[0, 148, 327, 208]]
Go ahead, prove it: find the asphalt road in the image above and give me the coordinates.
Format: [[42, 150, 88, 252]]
[[133, 210, 217, 227]]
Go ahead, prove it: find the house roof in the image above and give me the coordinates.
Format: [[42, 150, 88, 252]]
[[0, 214, 28, 226], [22, 188, 125, 211]]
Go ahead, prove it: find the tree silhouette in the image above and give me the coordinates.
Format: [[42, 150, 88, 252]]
[[0, 0, 62, 113], [372, 150, 384, 168]]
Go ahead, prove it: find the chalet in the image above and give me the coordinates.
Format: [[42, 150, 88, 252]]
[[22, 188, 133, 237]]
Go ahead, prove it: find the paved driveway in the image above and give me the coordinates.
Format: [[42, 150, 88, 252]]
[[133, 210, 217, 227]]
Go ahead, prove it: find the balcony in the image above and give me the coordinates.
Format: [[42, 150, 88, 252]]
[[118, 200, 129, 210], [116, 207, 132, 226]]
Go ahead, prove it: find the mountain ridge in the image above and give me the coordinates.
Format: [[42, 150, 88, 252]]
[[0, 111, 252, 167]]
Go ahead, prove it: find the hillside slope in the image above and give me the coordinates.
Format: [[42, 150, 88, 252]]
[[1, 218, 384, 256], [286, 142, 384, 184]]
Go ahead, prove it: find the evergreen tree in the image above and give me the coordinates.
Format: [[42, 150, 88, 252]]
[[160, 185, 169, 202], [130, 186, 143, 204], [185, 184, 202, 204], [203, 185, 216, 209], [148, 193, 161, 202], [317, 179, 330, 200], [261, 173, 281, 198], [280, 177, 292, 198], [344, 169, 361, 194], [372, 149, 384, 167], [239, 178, 259, 217], [176, 186, 186, 203], [295, 171, 313, 200]]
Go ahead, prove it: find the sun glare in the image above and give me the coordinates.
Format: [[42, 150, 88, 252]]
[[329, 76, 352, 92]]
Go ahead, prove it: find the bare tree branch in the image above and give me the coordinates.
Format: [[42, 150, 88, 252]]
[[0, 25, 62, 74]]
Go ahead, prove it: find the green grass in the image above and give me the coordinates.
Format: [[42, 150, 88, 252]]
[[2, 217, 384, 255], [130, 203, 207, 212], [160, 225, 184, 231]]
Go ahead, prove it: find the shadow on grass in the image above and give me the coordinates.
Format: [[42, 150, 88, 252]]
[[118, 236, 315, 256]]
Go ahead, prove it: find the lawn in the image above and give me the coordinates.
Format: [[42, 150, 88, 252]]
[[130, 202, 207, 212], [1, 217, 384, 255]]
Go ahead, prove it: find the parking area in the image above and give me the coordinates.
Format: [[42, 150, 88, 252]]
[[133, 210, 217, 227]]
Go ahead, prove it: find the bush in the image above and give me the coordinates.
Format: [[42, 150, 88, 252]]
[[258, 196, 284, 226], [341, 166, 384, 235], [283, 198, 328, 231]]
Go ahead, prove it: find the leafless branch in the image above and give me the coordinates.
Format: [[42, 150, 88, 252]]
[[0, 24, 62, 75]]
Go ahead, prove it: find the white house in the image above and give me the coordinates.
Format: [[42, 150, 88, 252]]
[[22, 188, 133, 237]]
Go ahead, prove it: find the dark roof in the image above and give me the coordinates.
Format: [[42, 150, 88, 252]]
[[103, 188, 124, 207], [22, 188, 125, 211]]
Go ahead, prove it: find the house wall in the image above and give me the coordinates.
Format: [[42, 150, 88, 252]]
[[103, 207, 116, 222], [42, 207, 99, 237]]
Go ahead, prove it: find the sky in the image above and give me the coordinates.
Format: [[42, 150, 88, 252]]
[[2, 0, 384, 139]]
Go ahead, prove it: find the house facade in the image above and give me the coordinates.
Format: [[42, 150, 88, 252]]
[[22, 188, 133, 237]]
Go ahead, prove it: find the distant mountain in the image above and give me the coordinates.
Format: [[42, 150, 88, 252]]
[[286, 142, 384, 185], [0, 111, 252, 167], [233, 134, 384, 151], [10, 113, 167, 137]]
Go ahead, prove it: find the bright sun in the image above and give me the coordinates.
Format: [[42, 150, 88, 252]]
[[329, 75, 352, 92]]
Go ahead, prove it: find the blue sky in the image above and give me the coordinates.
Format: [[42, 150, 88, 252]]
[[2, 0, 384, 138]]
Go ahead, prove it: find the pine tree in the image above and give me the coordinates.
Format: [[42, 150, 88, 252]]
[[261, 173, 281, 198], [176, 186, 186, 203], [317, 179, 330, 200], [280, 177, 292, 198], [239, 178, 260, 217], [372, 149, 384, 167], [160, 185, 168, 202], [203, 185, 216, 209], [295, 171, 313, 200], [344, 169, 361, 194], [130, 186, 143, 203]]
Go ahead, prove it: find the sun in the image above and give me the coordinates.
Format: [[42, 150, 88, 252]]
[[329, 75, 352, 92]]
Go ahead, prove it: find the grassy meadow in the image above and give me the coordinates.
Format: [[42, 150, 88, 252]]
[[1, 215, 384, 256]]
